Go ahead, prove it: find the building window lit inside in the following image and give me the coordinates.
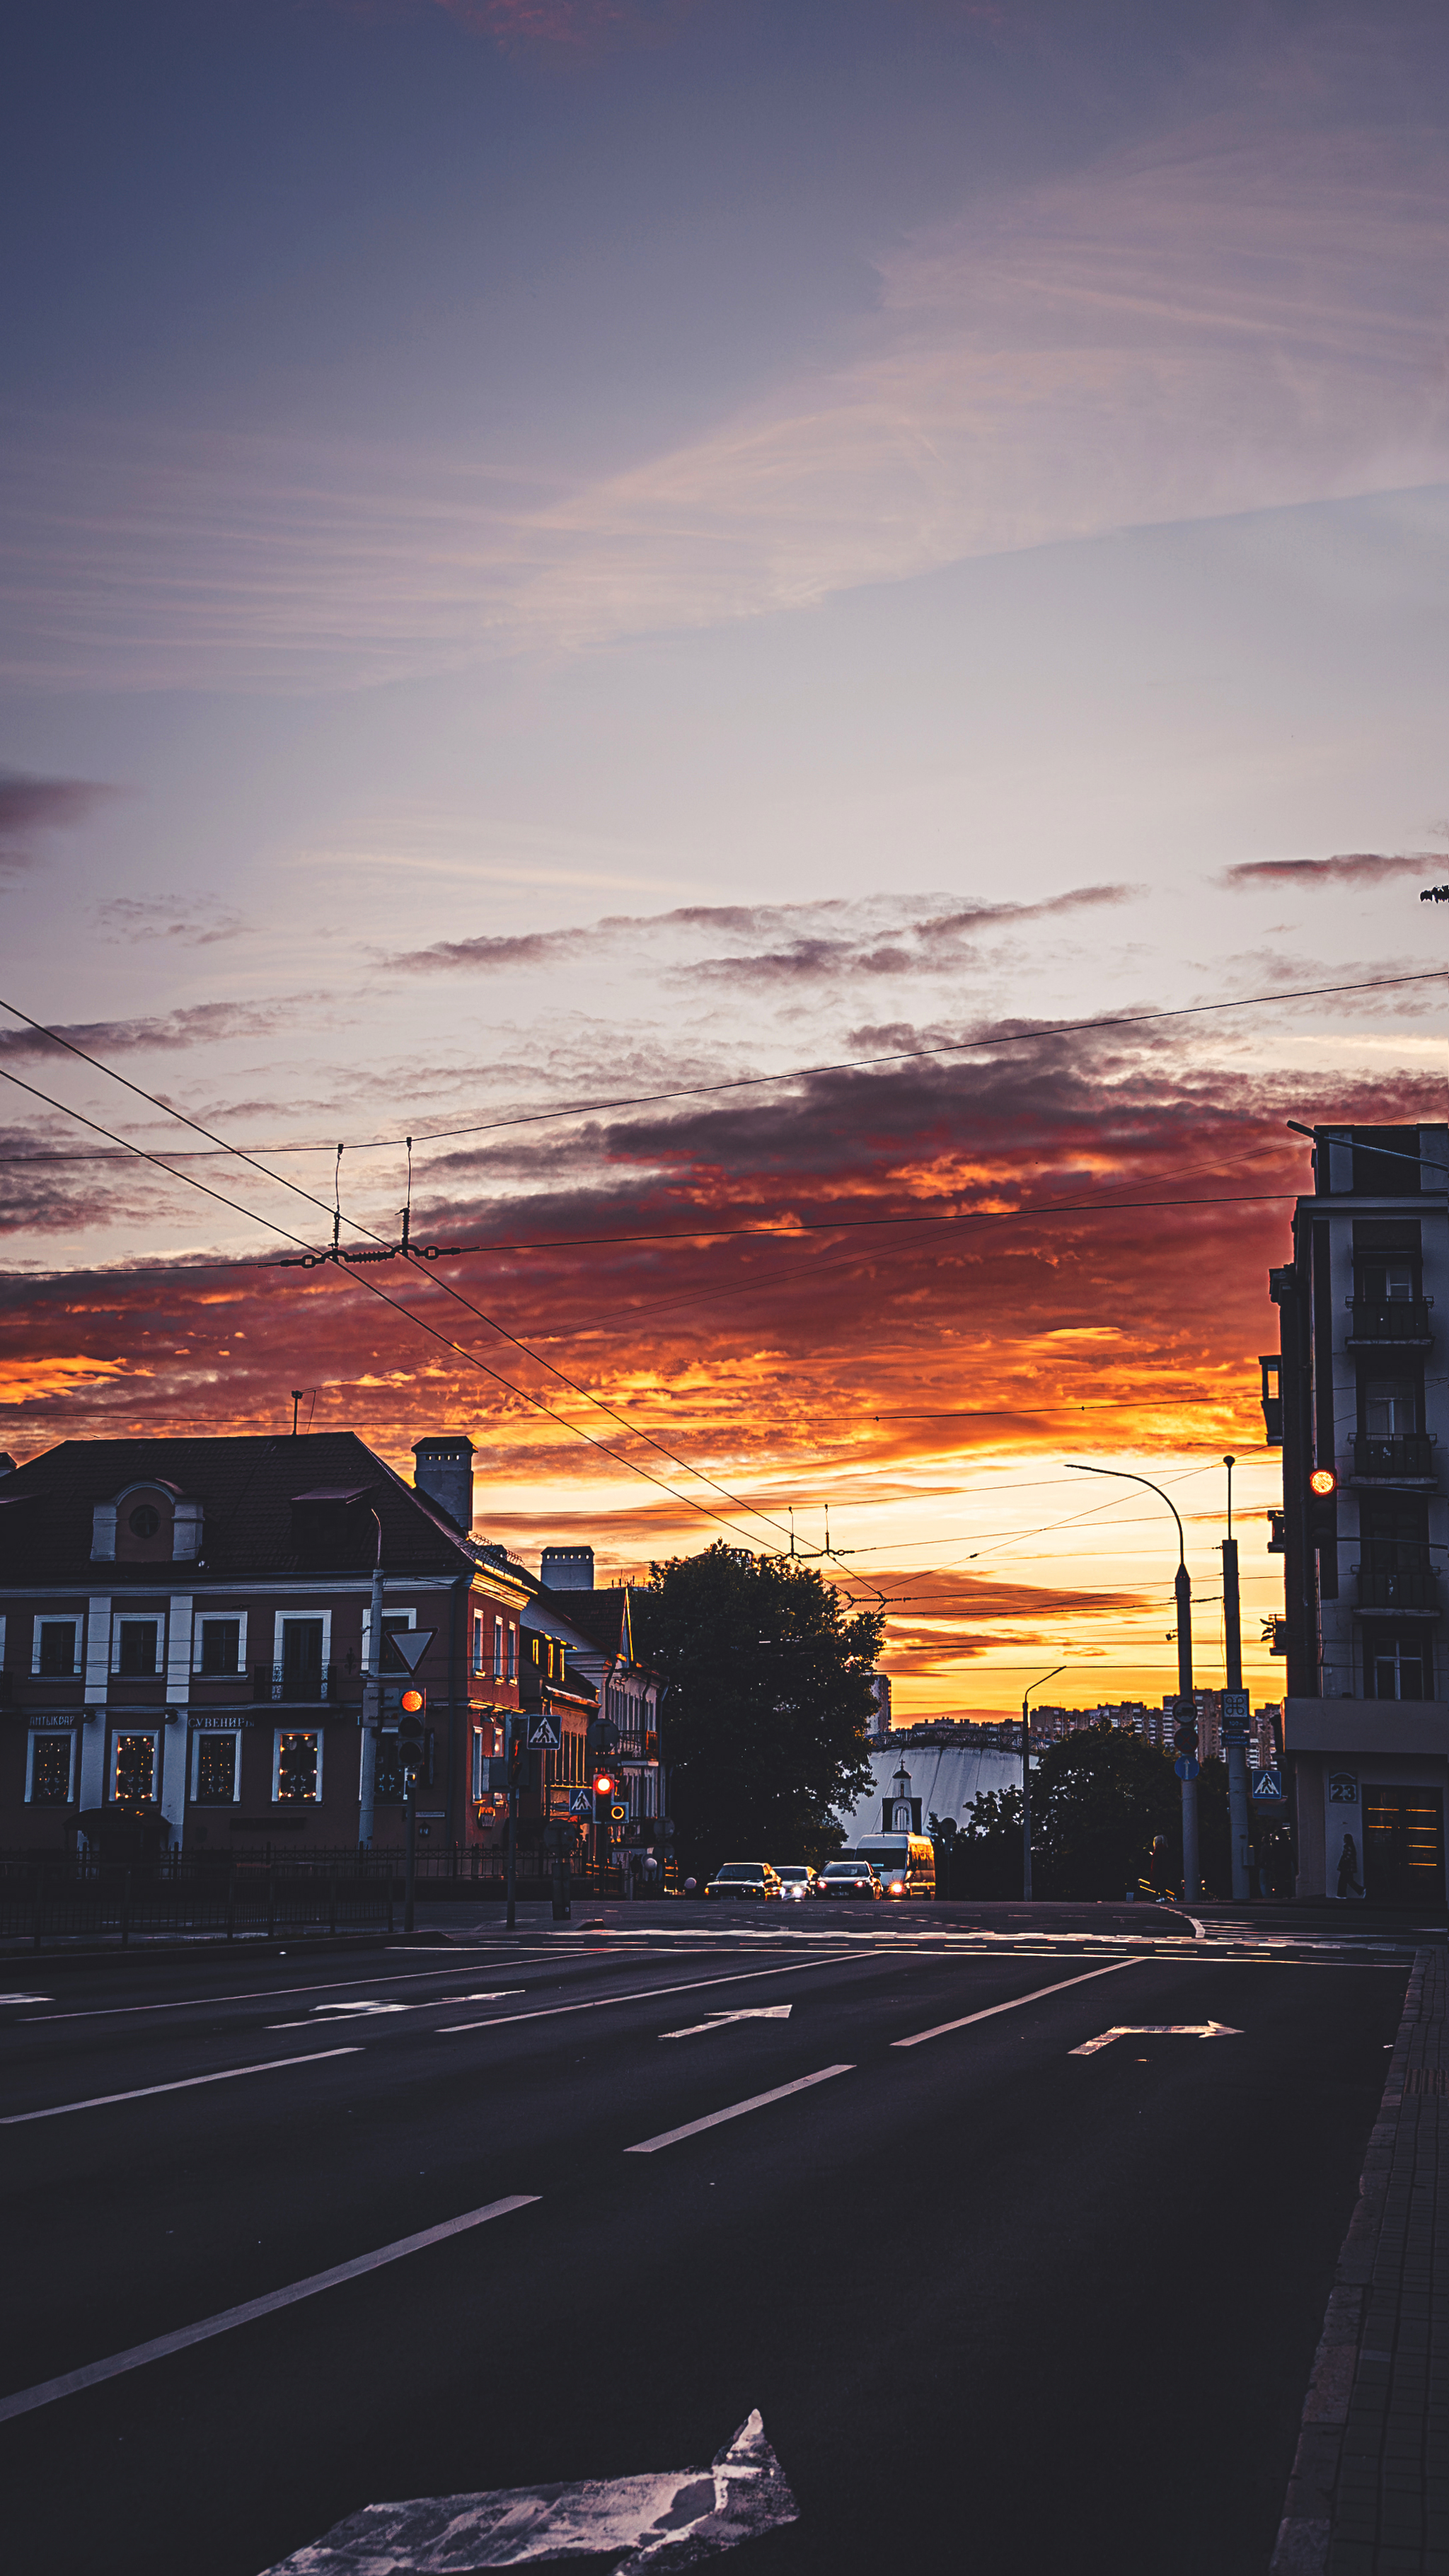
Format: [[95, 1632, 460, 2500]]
[[28, 1733, 75, 1803], [193, 1733, 240, 1803], [112, 1733, 157, 1801], [276, 1730, 321, 1801]]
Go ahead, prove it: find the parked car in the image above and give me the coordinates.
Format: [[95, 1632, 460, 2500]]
[[769, 1864, 820, 1902], [704, 1863, 783, 1900], [816, 1859, 882, 1899]]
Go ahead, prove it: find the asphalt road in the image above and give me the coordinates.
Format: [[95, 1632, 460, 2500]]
[[0, 1922, 1414, 2575]]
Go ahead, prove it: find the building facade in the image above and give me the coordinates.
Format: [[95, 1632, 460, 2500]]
[[1266, 1122, 1449, 1904], [509, 1544, 666, 1856], [0, 1430, 545, 1860]]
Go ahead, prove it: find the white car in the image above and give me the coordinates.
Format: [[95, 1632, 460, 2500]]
[[769, 1865, 819, 1902]]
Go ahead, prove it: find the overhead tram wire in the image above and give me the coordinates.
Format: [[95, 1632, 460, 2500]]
[[0, 963, 1442, 1167], [0, 995, 798, 1549], [0, 1054, 792, 1552]]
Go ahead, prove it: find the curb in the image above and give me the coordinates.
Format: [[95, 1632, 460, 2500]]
[[1269, 1948, 1431, 2575]]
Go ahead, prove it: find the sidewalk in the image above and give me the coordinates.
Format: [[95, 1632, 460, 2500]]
[[1273, 1946, 1449, 2574]]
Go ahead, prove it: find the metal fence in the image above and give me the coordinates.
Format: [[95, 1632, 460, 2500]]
[[0, 1852, 391, 1948]]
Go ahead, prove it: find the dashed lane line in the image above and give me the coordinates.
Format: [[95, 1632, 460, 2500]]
[[0, 2193, 538, 2424], [623, 2064, 855, 2154], [0, 2045, 364, 2125], [892, 1956, 1147, 2049], [439, 1953, 867, 2033]]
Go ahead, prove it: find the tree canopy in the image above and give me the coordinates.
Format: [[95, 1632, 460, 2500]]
[[632, 1543, 883, 1876], [952, 1725, 1231, 1899]]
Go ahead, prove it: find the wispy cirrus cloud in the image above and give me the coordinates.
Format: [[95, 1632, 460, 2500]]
[[5, 63, 1448, 692], [1221, 853, 1436, 889], [96, 896, 246, 947], [391, 883, 1139, 981]]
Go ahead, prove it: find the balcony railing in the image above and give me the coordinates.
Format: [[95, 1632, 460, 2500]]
[[1354, 1561, 1441, 1612], [1345, 1296, 1433, 1344], [253, 1663, 342, 1705], [1352, 1433, 1438, 1482]]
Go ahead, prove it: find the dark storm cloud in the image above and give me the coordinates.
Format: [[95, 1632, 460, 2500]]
[[1220, 853, 1431, 889], [0, 769, 117, 874]]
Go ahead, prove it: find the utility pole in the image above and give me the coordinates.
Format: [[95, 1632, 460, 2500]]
[[403, 1761, 417, 1933], [1221, 1455, 1253, 1901], [1067, 1463, 1200, 1904], [1021, 1665, 1063, 1899], [506, 1715, 519, 1931], [358, 1513, 383, 1850]]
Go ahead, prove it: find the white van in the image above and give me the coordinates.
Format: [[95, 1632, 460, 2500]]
[[853, 1834, 935, 1898]]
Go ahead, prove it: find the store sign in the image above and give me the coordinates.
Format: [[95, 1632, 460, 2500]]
[[191, 1714, 257, 1731], [26, 1711, 83, 1728]]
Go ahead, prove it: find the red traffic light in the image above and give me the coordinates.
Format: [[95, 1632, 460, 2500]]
[[1309, 1467, 1337, 1498], [400, 1685, 425, 1714], [592, 1771, 615, 1799]]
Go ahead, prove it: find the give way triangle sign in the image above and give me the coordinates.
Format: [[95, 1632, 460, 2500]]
[[386, 1628, 433, 1673]]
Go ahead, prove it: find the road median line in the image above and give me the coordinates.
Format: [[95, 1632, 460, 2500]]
[[624, 2064, 855, 2154], [0, 2194, 539, 2424], [0, 2045, 364, 2125], [892, 1956, 1146, 2048]]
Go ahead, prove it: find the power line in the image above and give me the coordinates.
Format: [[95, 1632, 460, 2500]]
[[1, 963, 1441, 1162]]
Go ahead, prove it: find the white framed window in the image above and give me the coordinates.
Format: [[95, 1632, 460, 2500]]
[[472, 1612, 483, 1673], [273, 1728, 323, 1803], [191, 1729, 242, 1803], [110, 1730, 161, 1802], [26, 1730, 78, 1804], [507, 1622, 517, 1681], [195, 1613, 246, 1675], [113, 1617, 161, 1677], [33, 1616, 80, 1678], [472, 1728, 484, 1798], [493, 1616, 504, 1680]]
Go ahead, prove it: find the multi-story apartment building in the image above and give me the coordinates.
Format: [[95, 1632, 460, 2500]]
[[0, 1428, 553, 1859], [1266, 1122, 1449, 1904]]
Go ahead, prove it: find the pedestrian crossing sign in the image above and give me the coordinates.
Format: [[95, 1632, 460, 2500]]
[[1252, 1767, 1283, 1801], [526, 1713, 562, 1751]]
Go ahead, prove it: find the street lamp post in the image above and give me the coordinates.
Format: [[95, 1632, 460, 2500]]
[[1066, 1464, 1200, 1903], [1021, 1665, 1063, 1900], [1222, 1454, 1253, 1902]]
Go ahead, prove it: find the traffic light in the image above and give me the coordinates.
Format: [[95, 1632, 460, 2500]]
[[591, 1769, 615, 1801], [397, 1685, 427, 1777], [1172, 1700, 1199, 1757], [1308, 1464, 1338, 1545]]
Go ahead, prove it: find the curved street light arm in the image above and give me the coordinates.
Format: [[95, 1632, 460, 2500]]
[[1064, 1461, 1186, 1566]]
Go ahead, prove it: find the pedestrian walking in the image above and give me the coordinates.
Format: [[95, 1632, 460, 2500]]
[[1336, 1832, 1363, 1900], [1148, 1833, 1173, 1902]]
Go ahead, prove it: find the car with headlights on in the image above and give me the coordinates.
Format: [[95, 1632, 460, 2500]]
[[704, 1862, 783, 1900], [769, 1864, 820, 1902], [815, 1859, 882, 1899]]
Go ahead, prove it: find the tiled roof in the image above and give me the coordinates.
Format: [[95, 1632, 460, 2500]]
[[0, 1433, 479, 1582]]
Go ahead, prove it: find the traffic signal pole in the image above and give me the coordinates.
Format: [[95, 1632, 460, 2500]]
[[404, 1769, 417, 1934], [1222, 1453, 1252, 1901]]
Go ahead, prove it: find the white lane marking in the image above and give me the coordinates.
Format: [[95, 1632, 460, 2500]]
[[439, 1954, 852, 2033], [624, 2064, 853, 2154], [1, 1994, 53, 2006], [660, 2006, 794, 2038], [0, 2193, 538, 2425], [891, 1956, 1146, 2047], [18, 1960, 552, 2026], [1070, 2020, 1243, 2055], [0, 2046, 363, 2126], [260, 2407, 796, 2572]]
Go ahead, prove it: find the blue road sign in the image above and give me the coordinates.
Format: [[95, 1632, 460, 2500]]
[[1174, 1755, 1201, 1781], [1252, 1767, 1283, 1801], [567, 1785, 594, 1818]]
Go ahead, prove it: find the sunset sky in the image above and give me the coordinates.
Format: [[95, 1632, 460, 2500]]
[[3, 0, 1448, 1715]]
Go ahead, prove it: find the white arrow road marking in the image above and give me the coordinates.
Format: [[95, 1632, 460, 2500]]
[[267, 2002, 412, 2028], [1070, 2021, 1243, 2056], [1, 1994, 52, 2006], [259, 2408, 799, 2571], [659, 2005, 794, 2038]]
